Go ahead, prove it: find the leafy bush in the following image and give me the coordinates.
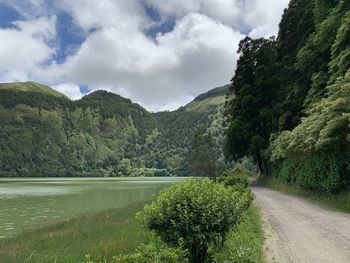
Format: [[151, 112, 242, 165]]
[[269, 72, 350, 193], [277, 152, 348, 193], [218, 165, 250, 188], [139, 179, 252, 263]]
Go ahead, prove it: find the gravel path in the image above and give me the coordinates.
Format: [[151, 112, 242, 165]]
[[253, 185, 350, 263]]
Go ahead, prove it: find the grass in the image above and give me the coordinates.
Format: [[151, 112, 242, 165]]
[[0, 184, 265, 263], [185, 96, 226, 112], [261, 176, 350, 213], [0, 82, 68, 98], [214, 204, 265, 263], [0, 202, 151, 263]]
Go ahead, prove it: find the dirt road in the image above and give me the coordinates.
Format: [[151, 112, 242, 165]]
[[253, 185, 350, 263]]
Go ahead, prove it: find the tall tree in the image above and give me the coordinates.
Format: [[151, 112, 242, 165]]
[[224, 37, 279, 175], [189, 131, 219, 180]]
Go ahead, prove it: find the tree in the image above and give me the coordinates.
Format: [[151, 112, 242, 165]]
[[224, 37, 279, 175], [188, 131, 220, 180], [269, 71, 350, 193], [139, 179, 252, 263]]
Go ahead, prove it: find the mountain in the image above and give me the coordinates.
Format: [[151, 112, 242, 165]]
[[0, 82, 68, 98], [184, 85, 228, 112], [0, 82, 228, 177], [154, 85, 229, 176]]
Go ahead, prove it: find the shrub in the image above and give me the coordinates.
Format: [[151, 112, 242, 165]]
[[218, 165, 250, 188], [277, 152, 348, 193], [139, 179, 251, 263], [296, 152, 347, 193]]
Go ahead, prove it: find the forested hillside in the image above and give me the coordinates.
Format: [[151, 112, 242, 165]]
[[225, 0, 350, 193], [0, 82, 228, 177]]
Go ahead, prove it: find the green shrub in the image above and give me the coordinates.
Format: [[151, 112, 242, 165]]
[[275, 152, 348, 193], [218, 165, 250, 188], [296, 152, 347, 193], [139, 179, 252, 263]]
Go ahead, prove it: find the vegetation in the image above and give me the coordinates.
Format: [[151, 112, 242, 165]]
[[225, 0, 350, 194], [139, 178, 253, 263], [0, 203, 151, 263], [213, 205, 264, 263], [188, 132, 223, 180], [0, 168, 261, 263], [218, 165, 251, 188], [0, 82, 69, 98], [224, 36, 279, 175], [112, 241, 188, 263], [0, 82, 228, 177]]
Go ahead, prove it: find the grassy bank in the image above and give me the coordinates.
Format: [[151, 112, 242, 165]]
[[0, 203, 151, 263], [262, 176, 350, 213], [214, 204, 265, 263]]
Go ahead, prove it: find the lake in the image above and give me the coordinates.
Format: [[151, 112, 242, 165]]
[[0, 177, 185, 238]]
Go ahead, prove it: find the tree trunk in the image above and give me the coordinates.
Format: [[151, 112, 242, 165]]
[[256, 150, 264, 176], [191, 241, 208, 263]]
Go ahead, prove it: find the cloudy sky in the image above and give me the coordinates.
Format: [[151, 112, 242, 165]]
[[0, 0, 289, 111]]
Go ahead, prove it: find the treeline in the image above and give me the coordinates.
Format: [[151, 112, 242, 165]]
[[0, 85, 228, 177], [225, 0, 350, 193]]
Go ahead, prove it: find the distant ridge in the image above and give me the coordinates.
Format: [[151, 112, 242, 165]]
[[193, 85, 229, 102], [0, 81, 228, 177], [0, 81, 68, 99], [183, 85, 229, 112]]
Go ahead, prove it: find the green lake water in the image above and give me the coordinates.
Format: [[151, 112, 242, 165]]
[[0, 177, 185, 238]]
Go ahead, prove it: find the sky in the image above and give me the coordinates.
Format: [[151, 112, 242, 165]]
[[0, 0, 289, 111]]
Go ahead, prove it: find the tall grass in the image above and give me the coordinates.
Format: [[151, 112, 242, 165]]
[[0, 203, 151, 263], [0, 190, 266, 263], [213, 204, 265, 263]]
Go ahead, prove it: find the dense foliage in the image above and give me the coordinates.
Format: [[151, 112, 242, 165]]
[[0, 83, 228, 177], [225, 0, 350, 193], [188, 131, 224, 180], [224, 37, 279, 175], [139, 179, 252, 263], [218, 165, 251, 189]]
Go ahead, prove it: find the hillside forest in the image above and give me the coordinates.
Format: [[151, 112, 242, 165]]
[[224, 0, 350, 194], [0, 82, 229, 177]]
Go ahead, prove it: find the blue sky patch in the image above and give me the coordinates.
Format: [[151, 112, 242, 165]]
[[147, 20, 175, 39], [142, 2, 175, 39], [54, 12, 86, 64], [143, 3, 161, 22], [80, 85, 91, 95], [0, 4, 22, 28]]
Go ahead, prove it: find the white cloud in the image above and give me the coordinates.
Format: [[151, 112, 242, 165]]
[[52, 82, 83, 100], [57, 0, 150, 32], [59, 13, 243, 111], [0, 16, 56, 82], [145, 0, 242, 27], [146, 0, 289, 37], [243, 0, 289, 38], [0, 0, 289, 111]]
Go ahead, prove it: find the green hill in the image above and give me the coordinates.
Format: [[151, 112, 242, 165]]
[[0, 83, 228, 177], [0, 82, 68, 98], [184, 86, 228, 112]]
